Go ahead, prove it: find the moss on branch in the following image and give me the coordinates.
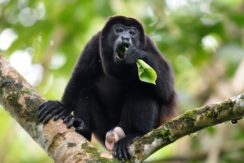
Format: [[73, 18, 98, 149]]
[[0, 55, 243, 163], [0, 56, 112, 163], [129, 94, 244, 162]]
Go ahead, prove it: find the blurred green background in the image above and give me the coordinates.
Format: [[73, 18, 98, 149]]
[[0, 0, 244, 162]]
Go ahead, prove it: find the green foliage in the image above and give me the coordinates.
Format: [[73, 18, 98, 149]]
[[136, 59, 157, 85], [0, 0, 244, 162]]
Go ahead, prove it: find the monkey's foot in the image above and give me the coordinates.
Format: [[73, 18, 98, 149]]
[[113, 136, 132, 160]]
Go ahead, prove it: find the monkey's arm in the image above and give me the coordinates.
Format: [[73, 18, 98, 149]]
[[124, 36, 175, 103], [39, 33, 101, 124]]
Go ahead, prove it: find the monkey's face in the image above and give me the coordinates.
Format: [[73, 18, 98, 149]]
[[112, 24, 140, 61], [99, 16, 145, 74]]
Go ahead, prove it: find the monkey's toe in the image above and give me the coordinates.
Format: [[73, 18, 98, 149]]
[[113, 137, 131, 160]]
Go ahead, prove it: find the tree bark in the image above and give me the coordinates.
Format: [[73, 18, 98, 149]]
[[129, 94, 244, 161], [0, 56, 112, 163], [0, 55, 243, 162]]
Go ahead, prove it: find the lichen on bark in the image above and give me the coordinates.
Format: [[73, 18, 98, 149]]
[[0, 55, 243, 163], [130, 94, 244, 162], [0, 56, 111, 163]]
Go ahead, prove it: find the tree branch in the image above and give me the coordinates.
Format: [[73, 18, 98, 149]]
[[130, 93, 244, 162], [0, 55, 243, 163], [0, 56, 112, 163]]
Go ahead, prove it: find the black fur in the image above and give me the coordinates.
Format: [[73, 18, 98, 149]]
[[39, 16, 177, 160]]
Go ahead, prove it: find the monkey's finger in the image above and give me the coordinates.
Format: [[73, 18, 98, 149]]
[[66, 117, 74, 128], [63, 115, 73, 128], [53, 110, 65, 121], [121, 140, 126, 159], [39, 109, 52, 123], [119, 139, 126, 160], [126, 148, 131, 160], [39, 105, 62, 123], [41, 106, 64, 123], [44, 107, 62, 122], [38, 101, 48, 110], [114, 141, 123, 160], [38, 104, 58, 120], [122, 140, 130, 160], [38, 106, 51, 119], [60, 115, 67, 120], [42, 113, 54, 124], [118, 146, 123, 160], [63, 114, 72, 123], [39, 101, 59, 111]]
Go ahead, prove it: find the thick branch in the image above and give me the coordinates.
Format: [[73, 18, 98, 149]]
[[0, 56, 112, 163], [1, 55, 244, 163], [130, 93, 244, 162]]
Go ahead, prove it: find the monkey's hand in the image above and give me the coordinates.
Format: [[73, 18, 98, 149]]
[[39, 100, 69, 124], [124, 46, 146, 65], [39, 101, 91, 139]]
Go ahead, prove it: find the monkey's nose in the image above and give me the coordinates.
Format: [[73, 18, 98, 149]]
[[121, 36, 130, 42], [121, 37, 131, 47]]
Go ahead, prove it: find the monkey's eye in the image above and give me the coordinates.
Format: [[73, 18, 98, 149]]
[[115, 26, 124, 33], [129, 29, 137, 36]]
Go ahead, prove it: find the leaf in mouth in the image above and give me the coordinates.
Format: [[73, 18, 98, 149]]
[[136, 59, 157, 85]]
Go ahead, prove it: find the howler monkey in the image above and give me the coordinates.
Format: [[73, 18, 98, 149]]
[[39, 16, 177, 160]]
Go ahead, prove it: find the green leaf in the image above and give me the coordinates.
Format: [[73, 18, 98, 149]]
[[136, 59, 157, 85]]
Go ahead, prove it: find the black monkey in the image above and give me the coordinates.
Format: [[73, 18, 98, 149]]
[[39, 16, 177, 160]]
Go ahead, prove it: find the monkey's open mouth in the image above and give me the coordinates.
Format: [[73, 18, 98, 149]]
[[116, 43, 130, 60]]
